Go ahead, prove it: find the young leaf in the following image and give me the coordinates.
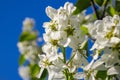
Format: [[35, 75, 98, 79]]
[[81, 40, 89, 57], [19, 54, 25, 66], [107, 6, 116, 16], [95, 70, 107, 80], [19, 31, 37, 42], [30, 64, 40, 77], [40, 69, 48, 80], [73, 0, 91, 14], [95, 0, 104, 6], [80, 25, 89, 35], [31, 77, 41, 80]]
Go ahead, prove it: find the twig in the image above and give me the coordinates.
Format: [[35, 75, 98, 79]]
[[101, 0, 109, 19], [90, 0, 100, 19]]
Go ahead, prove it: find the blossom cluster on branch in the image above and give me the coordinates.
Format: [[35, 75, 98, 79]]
[[17, 1, 120, 80]]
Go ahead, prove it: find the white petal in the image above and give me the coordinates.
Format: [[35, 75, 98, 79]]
[[63, 38, 71, 47], [74, 72, 85, 79], [23, 17, 35, 31], [18, 66, 30, 80], [110, 37, 120, 44], [105, 52, 119, 68], [50, 31, 67, 40], [93, 53, 99, 60], [68, 36, 80, 50], [92, 60, 105, 70], [37, 68, 44, 78], [43, 22, 51, 28], [64, 2, 76, 15], [94, 20, 104, 33], [107, 66, 120, 75], [84, 59, 94, 70], [43, 33, 51, 42], [53, 72, 64, 79], [90, 73, 95, 80], [46, 6, 57, 19], [48, 70, 55, 80]]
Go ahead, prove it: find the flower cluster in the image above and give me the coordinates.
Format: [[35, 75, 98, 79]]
[[17, 1, 120, 80], [91, 15, 120, 50], [83, 15, 120, 80], [17, 18, 40, 63], [38, 2, 89, 80], [17, 18, 42, 80], [43, 2, 86, 49]]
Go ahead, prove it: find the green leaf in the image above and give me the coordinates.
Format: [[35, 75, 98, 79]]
[[95, 0, 104, 6], [31, 77, 41, 80], [79, 25, 89, 57], [81, 40, 89, 57], [19, 31, 37, 42], [30, 64, 40, 77], [40, 69, 48, 80], [84, 41, 89, 57], [107, 6, 116, 16], [80, 25, 89, 35], [96, 70, 107, 80], [73, 0, 91, 14], [19, 54, 25, 66], [115, 0, 120, 12]]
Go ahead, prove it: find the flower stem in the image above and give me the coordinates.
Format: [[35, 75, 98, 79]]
[[62, 47, 66, 63], [60, 46, 69, 80], [65, 69, 69, 80], [67, 51, 76, 65]]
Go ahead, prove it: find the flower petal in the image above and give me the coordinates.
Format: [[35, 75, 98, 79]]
[[46, 6, 57, 19]]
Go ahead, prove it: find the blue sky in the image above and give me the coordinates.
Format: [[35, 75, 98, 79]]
[[0, 0, 77, 80]]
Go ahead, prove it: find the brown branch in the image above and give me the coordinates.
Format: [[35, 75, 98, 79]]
[[90, 0, 100, 19]]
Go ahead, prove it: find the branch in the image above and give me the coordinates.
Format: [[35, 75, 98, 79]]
[[90, 0, 100, 19], [101, 0, 109, 19]]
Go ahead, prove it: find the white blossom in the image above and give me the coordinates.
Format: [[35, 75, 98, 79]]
[[18, 1, 120, 80], [107, 66, 120, 75], [18, 66, 30, 80], [90, 15, 120, 50], [99, 48, 120, 68], [17, 41, 38, 63], [72, 50, 88, 67], [38, 52, 64, 80], [43, 2, 86, 49], [23, 17, 35, 31]]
